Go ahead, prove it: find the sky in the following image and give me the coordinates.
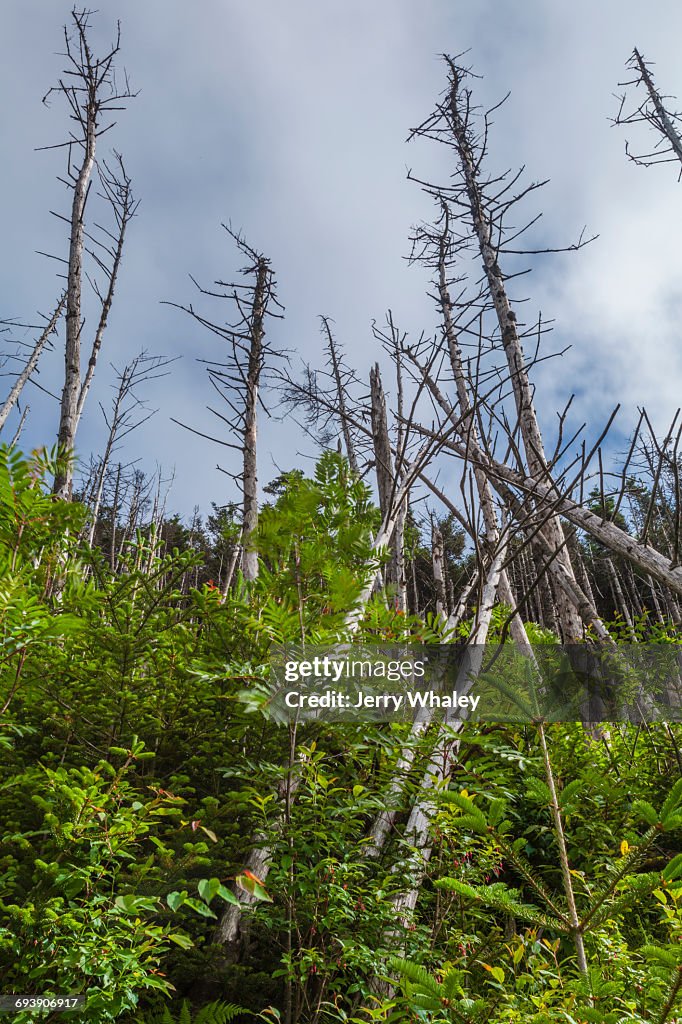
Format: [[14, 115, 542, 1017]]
[[1, 1, 682, 519]]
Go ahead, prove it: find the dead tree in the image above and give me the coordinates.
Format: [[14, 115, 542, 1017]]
[[319, 317, 360, 473], [281, 313, 679, 637], [409, 418, 682, 602], [370, 364, 394, 528], [407, 200, 530, 630], [74, 155, 137, 431], [431, 519, 448, 620], [170, 226, 283, 583], [401, 57, 675, 653], [367, 533, 532, 1001], [42, 11, 136, 498], [614, 48, 682, 175], [84, 351, 174, 547], [0, 295, 66, 435], [407, 56, 597, 642], [372, 314, 415, 612], [277, 317, 368, 472], [369, 361, 408, 608]]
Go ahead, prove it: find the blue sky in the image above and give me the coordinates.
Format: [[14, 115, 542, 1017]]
[[2, 1, 682, 517]]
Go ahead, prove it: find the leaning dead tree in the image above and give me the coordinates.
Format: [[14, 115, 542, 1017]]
[[170, 226, 283, 583], [0, 295, 65, 434], [42, 10, 137, 498], [614, 48, 682, 175]]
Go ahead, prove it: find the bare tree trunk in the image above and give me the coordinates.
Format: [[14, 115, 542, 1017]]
[[110, 463, 121, 572], [75, 158, 137, 433], [0, 294, 65, 435], [211, 821, 283, 950], [53, 95, 96, 499], [363, 704, 435, 859], [606, 557, 637, 639], [393, 497, 408, 612], [241, 258, 269, 582], [431, 521, 448, 621], [576, 549, 599, 620], [9, 406, 30, 450], [321, 316, 359, 474], [345, 440, 442, 633], [444, 60, 583, 642], [646, 574, 667, 624], [373, 541, 508, 994], [364, 566, 479, 863], [49, 13, 134, 499], [369, 364, 393, 521], [171, 231, 280, 584], [369, 362, 406, 603], [221, 543, 241, 597], [616, 49, 682, 169]]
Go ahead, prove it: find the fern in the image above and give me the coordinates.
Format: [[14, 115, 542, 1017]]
[[661, 778, 682, 818], [135, 1000, 250, 1024], [435, 876, 570, 933], [389, 957, 441, 997], [438, 790, 488, 834]]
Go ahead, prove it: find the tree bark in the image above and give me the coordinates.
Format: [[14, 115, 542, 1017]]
[[631, 48, 682, 168], [53, 78, 97, 499], [241, 258, 269, 582], [431, 522, 448, 621], [369, 362, 406, 603]]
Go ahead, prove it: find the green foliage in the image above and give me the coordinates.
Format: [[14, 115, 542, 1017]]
[[0, 745, 190, 1020], [0, 445, 87, 739], [132, 999, 251, 1023], [252, 451, 381, 642], [1, 448, 682, 1023]]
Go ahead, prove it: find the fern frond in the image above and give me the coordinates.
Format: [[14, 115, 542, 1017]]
[[389, 957, 441, 997]]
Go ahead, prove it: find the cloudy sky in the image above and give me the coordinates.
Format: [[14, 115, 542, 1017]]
[[2, 1, 682, 518]]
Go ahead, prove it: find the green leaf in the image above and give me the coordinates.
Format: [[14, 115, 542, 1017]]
[[662, 853, 682, 882], [197, 877, 221, 904], [114, 894, 139, 914], [183, 896, 217, 918], [217, 884, 241, 906], [167, 890, 187, 912]]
